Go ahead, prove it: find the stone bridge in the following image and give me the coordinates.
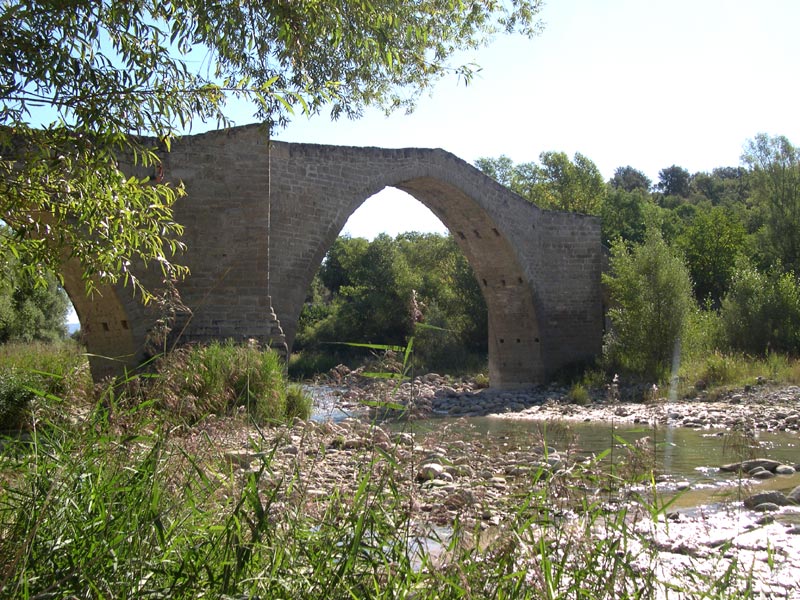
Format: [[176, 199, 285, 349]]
[[64, 124, 603, 388]]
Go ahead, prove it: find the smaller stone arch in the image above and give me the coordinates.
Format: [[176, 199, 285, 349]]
[[59, 258, 140, 381]]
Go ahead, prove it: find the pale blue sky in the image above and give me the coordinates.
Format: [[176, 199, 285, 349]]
[[263, 0, 800, 239]]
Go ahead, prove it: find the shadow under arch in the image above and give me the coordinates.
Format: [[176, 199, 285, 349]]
[[59, 258, 139, 381]]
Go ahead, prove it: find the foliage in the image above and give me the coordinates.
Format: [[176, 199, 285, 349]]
[[284, 384, 313, 422], [0, 239, 69, 343], [1, 0, 544, 300], [151, 341, 305, 424], [475, 151, 606, 214], [676, 206, 747, 305], [679, 351, 800, 394], [568, 383, 590, 405], [603, 233, 695, 381], [719, 263, 800, 356], [742, 133, 800, 272], [0, 369, 36, 431], [600, 188, 650, 245], [690, 167, 750, 207], [608, 165, 651, 192], [297, 232, 486, 374], [0, 340, 92, 430], [656, 165, 691, 198]]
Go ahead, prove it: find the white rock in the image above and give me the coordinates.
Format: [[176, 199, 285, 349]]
[[417, 462, 444, 481]]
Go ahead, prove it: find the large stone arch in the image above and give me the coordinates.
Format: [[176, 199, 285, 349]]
[[292, 173, 547, 386], [82, 125, 602, 388]]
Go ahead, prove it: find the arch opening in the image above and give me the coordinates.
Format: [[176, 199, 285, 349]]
[[290, 175, 545, 388], [290, 186, 489, 380]]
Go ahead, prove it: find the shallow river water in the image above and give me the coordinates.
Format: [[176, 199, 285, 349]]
[[414, 415, 800, 511], [309, 384, 800, 511]]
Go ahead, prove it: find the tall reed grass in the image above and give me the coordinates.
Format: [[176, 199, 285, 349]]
[[1, 397, 767, 599]]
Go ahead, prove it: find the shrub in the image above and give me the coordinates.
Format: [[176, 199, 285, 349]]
[[285, 384, 313, 421], [0, 340, 92, 430], [153, 341, 307, 424], [603, 233, 695, 381], [568, 383, 590, 405], [719, 264, 800, 355], [0, 369, 36, 430]]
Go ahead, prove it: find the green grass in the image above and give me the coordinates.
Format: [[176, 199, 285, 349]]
[[0, 340, 92, 431], [150, 340, 303, 424], [0, 340, 782, 597], [0, 399, 768, 599], [678, 351, 800, 397]]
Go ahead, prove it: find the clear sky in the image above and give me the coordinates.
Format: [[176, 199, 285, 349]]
[[260, 0, 800, 240]]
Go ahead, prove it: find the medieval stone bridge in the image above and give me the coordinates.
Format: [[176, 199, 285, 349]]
[[65, 124, 603, 389]]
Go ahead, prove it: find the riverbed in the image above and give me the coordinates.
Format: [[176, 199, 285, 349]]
[[297, 376, 800, 597]]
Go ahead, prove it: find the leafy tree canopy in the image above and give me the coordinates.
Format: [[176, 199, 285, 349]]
[[656, 165, 691, 199], [1, 0, 544, 301], [609, 166, 651, 193], [676, 206, 746, 306], [603, 233, 694, 380], [475, 151, 606, 214], [0, 231, 69, 343], [741, 133, 800, 272]]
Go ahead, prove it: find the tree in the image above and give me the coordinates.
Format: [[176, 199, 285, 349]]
[[0, 246, 69, 343], [609, 166, 651, 193], [656, 165, 691, 199], [676, 206, 746, 306], [1, 0, 544, 301], [603, 233, 694, 380], [601, 188, 650, 245], [318, 236, 369, 295], [475, 151, 606, 214], [742, 133, 800, 272], [474, 156, 516, 188], [720, 263, 800, 356]]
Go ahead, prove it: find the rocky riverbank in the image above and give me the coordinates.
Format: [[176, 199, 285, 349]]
[[175, 374, 800, 598], [321, 365, 800, 433], [177, 369, 800, 598]]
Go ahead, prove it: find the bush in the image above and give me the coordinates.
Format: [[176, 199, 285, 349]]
[[0, 369, 36, 430], [0, 340, 91, 430], [568, 383, 590, 405], [603, 233, 695, 381], [719, 264, 800, 355], [153, 341, 307, 424]]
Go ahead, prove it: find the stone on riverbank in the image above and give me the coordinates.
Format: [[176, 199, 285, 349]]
[[743, 491, 795, 509]]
